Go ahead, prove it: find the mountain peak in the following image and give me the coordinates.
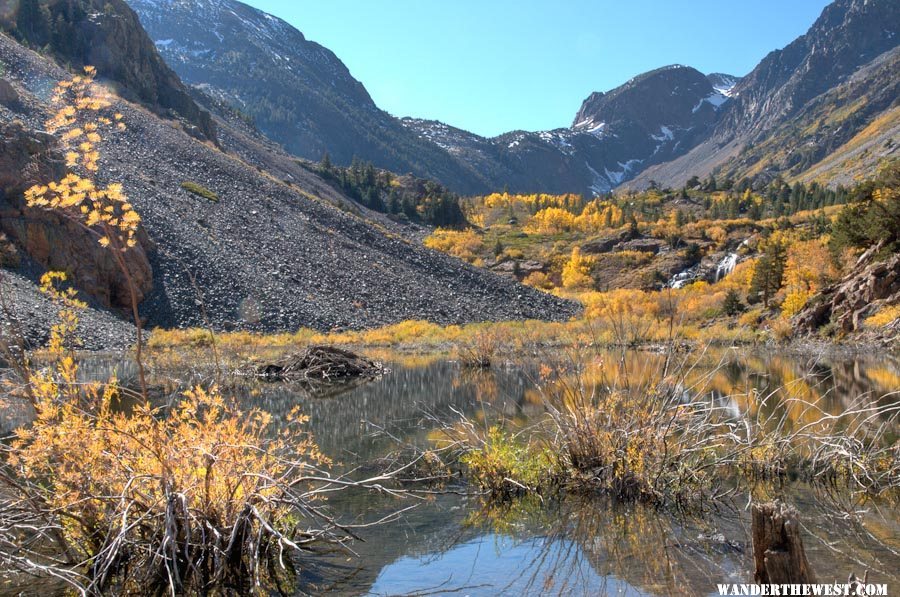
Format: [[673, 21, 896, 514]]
[[706, 73, 740, 97], [572, 64, 723, 133], [129, 0, 897, 196]]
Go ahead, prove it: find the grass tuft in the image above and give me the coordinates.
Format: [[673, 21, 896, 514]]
[[181, 181, 219, 202]]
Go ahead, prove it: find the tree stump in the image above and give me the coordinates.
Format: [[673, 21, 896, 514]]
[[751, 501, 816, 584]]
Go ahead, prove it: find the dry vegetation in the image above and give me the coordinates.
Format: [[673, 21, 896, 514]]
[[435, 344, 899, 507], [0, 71, 415, 595]]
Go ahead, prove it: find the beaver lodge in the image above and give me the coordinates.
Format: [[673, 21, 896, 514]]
[[255, 345, 386, 382]]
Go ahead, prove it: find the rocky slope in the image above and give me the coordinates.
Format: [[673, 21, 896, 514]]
[[730, 47, 900, 187], [794, 245, 899, 344], [0, 30, 578, 346], [0, 266, 136, 350]]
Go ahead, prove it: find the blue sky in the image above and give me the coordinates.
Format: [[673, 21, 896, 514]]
[[246, 0, 832, 137]]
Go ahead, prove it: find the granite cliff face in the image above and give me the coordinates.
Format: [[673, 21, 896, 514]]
[[1, 0, 215, 141]]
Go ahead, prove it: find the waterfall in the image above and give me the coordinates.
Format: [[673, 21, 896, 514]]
[[715, 252, 738, 282], [668, 265, 699, 289]]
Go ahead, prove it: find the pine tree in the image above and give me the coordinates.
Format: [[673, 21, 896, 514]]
[[722, 288, 745, 316], [750, 235, 788, 308], [16, 0, 50, 46], [319, 151, 332, 173]]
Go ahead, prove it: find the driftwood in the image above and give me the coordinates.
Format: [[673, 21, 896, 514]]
[[751, 501, 816, 584], [255, 345, 385, 382]]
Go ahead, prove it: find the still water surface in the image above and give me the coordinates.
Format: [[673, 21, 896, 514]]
[[248, 350, 900, 596], [2, 349, 898, 596]]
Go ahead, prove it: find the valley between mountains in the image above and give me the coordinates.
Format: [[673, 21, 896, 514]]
[[0, 0, 897, 348], [0, 2, 898, 596]]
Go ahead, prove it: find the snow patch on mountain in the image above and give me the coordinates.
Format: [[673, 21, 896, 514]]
[[604, 159, 643, 186], [692, 91, 730, 113], [573, 118, 608, 138], [585, 162, 610, 195], [651, 125, 674, 141], [712, 78, 738, 97], [538, 130, 577, 154]]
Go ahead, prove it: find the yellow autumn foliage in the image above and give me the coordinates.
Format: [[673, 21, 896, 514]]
[[525, 207, 578, 234], [561, 246, 594, 289], [4, 272, 328, 593], [423, 228, 484, 263], [865, 304, 900, 328], [781, 289, 812, 318], [25, 67, 137, 251]]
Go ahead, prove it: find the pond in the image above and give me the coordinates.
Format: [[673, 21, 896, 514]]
[[240, 349, 900, 596], [1, 348, 898, 596]]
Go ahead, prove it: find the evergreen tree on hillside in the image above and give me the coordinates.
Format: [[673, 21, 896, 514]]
[[722, 289, 745, 316], [319, 151, 332, 173], [750, 235, 788, 308], [830, 160, 900, 256], [15, 0, 50, 46]]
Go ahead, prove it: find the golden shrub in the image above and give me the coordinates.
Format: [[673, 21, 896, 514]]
[[561, 247, 594, 289], [865, 304, 900, 328], [423, 228, 484, 262], [3, 273, 329, 593], [522, 271, 554, 290], [781, 289, 811, 318]]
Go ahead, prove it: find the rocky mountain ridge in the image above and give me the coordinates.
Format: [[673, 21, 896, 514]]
[[627, 0, 900, 189], [127, 0, 492, 194], [402, 66, 737, 196], [125, 0, 897, 197], [126, 0, 744, 196]]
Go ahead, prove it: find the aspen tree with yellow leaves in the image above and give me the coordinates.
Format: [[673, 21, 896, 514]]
[[23, 67, 148, 397], [561, 247, 594, 289]]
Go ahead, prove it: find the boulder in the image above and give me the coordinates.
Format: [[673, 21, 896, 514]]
[[581, 228, 637, 254], [0, 122, 153, 310], [614, 238, 666, 254], [0, 78, 19, 108], [491, 258, 546, 278], [793, 245, 900, 333]]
